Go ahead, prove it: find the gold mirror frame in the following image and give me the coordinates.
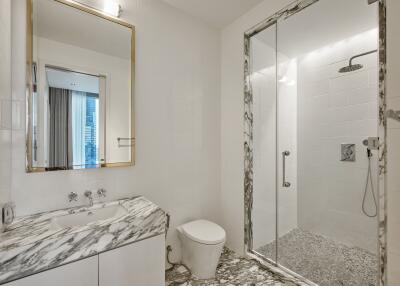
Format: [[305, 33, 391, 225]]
[[26, 0, 135, 172]]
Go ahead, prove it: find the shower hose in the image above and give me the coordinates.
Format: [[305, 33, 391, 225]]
[[362, 149, 378, 218]]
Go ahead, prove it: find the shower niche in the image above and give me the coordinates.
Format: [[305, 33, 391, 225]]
[[245, 0, 382, 285]]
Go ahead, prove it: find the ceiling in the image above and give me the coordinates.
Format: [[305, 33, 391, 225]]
[[162, 0, 264, 28], [254, 0, 378, 59], [73, 0, 264, 28]]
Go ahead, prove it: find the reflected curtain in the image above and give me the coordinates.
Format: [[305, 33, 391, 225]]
[[48, 87, 72, 169], [71, 91, 87, 166]]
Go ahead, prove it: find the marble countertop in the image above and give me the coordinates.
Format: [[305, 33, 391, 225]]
[[0, 196, 167, 285]]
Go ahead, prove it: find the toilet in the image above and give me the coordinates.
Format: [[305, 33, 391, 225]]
[[177, 219, 226, 279]]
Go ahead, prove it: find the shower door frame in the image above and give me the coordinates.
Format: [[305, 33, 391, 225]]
[[243, 0, 388, 285]]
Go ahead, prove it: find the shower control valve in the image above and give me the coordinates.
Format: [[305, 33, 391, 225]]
[[283, 182, 291, 188]]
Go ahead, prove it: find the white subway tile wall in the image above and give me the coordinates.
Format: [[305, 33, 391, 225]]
[[0, 0, 12, 204], [297, 29, 379, 253]]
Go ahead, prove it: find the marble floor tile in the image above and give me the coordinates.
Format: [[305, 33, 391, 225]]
[[165, 248, 299, 286]]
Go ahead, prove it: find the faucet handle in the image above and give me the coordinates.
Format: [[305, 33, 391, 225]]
[[84, 190, 93, 198], [97, 188, 107, 198], [68, 192, 78, 202]]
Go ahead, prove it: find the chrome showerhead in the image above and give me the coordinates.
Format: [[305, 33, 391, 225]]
[[338, 49, 378, 73], [338, 64, 363, 73]]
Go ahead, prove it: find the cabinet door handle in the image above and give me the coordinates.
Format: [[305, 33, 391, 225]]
[[282, 151, 291, 188]]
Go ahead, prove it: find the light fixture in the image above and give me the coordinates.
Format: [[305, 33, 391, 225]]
[[71, 0, 122, 18], [103, 0, 121, 17]]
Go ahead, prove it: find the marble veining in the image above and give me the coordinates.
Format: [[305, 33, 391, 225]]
[[0, 196, 167, 285], [378, 1, 387, 285]]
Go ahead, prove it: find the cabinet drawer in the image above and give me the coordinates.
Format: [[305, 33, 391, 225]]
[[5, 256, 98, 286], [99, 235, 165, 286]]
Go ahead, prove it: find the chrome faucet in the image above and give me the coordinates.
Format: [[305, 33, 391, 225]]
[[68, 192, 78, 202], [84, 190, 94, 207], [97, 188, 107, 198]]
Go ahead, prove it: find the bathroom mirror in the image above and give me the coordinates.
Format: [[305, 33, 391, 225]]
[[26, 0, 135, 172]]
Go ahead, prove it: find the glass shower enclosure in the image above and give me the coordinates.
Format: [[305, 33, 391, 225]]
[[245, 0, 380, 285]]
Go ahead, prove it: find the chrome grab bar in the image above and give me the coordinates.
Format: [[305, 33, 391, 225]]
[[282, 151, 291, 188]]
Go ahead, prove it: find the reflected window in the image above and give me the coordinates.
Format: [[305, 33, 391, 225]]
[[45, 66, 102, 170]]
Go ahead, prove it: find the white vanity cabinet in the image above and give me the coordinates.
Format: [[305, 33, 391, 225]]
[[5, 256, 98, 286], [99, 234, 165, 286], [3, 235, 165, 286]]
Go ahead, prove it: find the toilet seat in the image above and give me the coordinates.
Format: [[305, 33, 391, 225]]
[[180, 219, 226, 245]]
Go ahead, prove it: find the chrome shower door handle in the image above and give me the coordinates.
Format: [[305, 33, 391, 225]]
[[282, 151, 291, 188]]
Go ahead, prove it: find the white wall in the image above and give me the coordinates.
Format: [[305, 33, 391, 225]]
[[11, 0, 221, 262], [386, 0, 400, 284], [297, 29, 378, 253], [0, 0, 12, 206]]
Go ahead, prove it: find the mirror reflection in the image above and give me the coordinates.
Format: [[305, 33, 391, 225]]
[[34, 66, 103, 169], [28, 0, 134, 172]]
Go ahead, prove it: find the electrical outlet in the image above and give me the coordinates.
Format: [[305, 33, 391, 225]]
[[2, 203, 15, 225]]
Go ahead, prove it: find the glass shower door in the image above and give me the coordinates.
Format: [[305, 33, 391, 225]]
[[250, 23, 278, 264], [275, 0, 379, 285], [248, 0, 380, 285]]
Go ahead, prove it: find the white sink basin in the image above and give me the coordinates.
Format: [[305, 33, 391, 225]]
[[52, 205, 127, 229]]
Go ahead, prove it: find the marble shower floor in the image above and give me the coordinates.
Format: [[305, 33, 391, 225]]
[[165, 248, 300, 286], [257, 228, 378, 286]]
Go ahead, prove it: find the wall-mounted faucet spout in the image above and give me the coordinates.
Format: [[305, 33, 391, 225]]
[[84, 191, 94, 207]]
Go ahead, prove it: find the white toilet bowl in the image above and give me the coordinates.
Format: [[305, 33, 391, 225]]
[[177, 219, 226, 279]]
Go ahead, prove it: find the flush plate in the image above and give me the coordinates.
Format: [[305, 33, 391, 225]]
[[341, 144, 356, 162]]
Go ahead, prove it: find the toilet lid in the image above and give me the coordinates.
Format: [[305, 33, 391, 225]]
[[181, 220, 226, 245]]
